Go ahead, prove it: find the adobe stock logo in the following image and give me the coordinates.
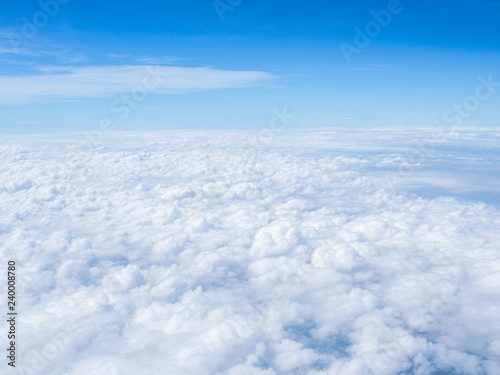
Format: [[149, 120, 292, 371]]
[[8, 0, 71, 53], [443, 75, 500, 126], [213, 0, 243, 21], [340, 0, 408, 64], [82, 66, 165, 150]]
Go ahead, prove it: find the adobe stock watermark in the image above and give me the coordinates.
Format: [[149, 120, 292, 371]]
[[443, 74, 500, 126], [340, 0, 408, 64], [374, 283, 456, 374], [245, 107, 296, 153], [383, 73, 499, 186], [213, 0, 243, 22], [82, 66, 165, 150], [201, 290, 285, 354], [7, 0, 71, 53], [17, 328, 74, 374], [15, 268, 124, 374], [219, 107, 296, 186]]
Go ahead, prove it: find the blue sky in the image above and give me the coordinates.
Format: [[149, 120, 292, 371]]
[[1, 0, 499, 133]]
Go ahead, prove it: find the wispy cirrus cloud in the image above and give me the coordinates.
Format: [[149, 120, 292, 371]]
[[0, 65, 278, 104]]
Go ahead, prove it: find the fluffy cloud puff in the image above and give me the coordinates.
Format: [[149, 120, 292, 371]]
[[0, 128, 499, 374]]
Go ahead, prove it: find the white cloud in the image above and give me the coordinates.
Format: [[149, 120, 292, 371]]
[[1, 128, 500, 374], [0, 65, 278, 104]]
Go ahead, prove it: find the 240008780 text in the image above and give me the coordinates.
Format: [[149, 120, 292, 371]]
[[7, 260, 16, 368]]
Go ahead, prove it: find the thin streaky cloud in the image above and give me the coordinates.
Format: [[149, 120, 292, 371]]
[[0, 65, 278, 104]]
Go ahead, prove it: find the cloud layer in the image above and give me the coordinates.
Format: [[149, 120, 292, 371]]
[[0, 65, 277, 104], [0, 128, 499, 374]]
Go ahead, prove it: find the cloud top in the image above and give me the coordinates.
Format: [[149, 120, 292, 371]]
[[1, 128, 499, 374]]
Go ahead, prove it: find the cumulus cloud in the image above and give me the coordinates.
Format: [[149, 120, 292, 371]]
[[0, 65, 278, 104], [1, 128, 499, 374]]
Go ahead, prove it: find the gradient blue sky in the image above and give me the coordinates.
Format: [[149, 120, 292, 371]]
[[1, 0, 499, 133]]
